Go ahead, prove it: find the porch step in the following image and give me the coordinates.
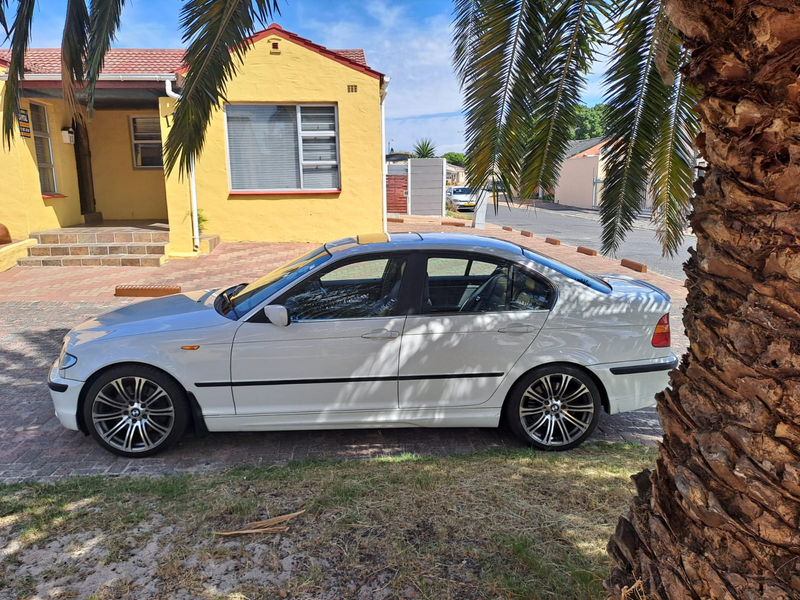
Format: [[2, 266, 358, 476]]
[[30, 230, 169, 244], [26, 241, 168, 257], [18, 254, 167, 267]]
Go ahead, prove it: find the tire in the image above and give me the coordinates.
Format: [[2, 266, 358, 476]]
[[504, 365, 601, 451], [82, 365, 189, 458]]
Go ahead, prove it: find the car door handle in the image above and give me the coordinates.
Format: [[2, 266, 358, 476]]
[[498, 324, 536, 334], [361, 329, 400, 339]]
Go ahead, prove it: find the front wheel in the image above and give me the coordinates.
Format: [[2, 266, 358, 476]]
[[83, 365, 189, 458], [505, 365, 601, 451]]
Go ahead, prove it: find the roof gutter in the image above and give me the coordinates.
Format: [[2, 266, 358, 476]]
[[0, 73, 178, 81], [164, 80, 200, 253]]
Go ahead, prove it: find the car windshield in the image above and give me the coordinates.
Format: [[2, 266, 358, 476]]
[[228, 246, 332, 316], [453, 187, 473, 194], [521, 248, 611, 294]]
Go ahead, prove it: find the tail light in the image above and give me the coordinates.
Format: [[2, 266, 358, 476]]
[[651, 314, 671, 348]]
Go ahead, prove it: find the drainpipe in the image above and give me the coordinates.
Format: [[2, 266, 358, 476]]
[[380, 76, 391, 234], [165, 80, 200, 252]]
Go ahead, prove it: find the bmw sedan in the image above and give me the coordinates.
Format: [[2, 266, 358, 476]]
[[48, 233, 677, 457]]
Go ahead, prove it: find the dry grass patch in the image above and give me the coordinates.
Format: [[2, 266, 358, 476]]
[[0, 442, 655, 599]]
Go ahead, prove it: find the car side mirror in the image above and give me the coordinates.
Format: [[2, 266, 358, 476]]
[[263, 305, 289, 327]]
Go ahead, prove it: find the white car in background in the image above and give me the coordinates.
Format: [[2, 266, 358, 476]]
[[446, 186, 478, 210], [48, 233, 676, 457]]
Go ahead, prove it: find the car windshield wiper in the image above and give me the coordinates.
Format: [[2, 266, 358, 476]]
[[222, 283, 249, 319]]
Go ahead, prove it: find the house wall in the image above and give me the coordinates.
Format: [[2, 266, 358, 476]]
[[0, 92, 83, 239], [554, 154, 601, 210], [161, 32, 384, 252], [87, 109, 168, 221]]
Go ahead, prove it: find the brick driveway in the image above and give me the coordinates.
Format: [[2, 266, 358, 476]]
[[0, 221, 683, 483]]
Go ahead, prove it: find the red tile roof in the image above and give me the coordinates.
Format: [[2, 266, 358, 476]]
[[0, 48, 186, 74], [0, 26, 377, 78]]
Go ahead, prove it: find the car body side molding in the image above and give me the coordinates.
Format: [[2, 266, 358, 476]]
[[609, 357, 678, 375], [195, 372, 505, 388]]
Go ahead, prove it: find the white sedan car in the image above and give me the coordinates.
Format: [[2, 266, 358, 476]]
[[446, 186, 478, 210], [48, 233, 676, 457]]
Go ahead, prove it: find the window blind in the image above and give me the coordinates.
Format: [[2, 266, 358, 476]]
[[227, 104, 339, 191]]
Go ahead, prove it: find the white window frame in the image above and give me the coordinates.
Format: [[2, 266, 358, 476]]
[[224, 103, 341, 193], [129, 115, 164, 170], [30, 103, 57, 194]]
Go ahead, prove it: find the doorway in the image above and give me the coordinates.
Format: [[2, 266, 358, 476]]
[[73, 118, 97, 216]]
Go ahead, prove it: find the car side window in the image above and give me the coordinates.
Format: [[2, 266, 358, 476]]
[[422, 255, 553, 314], [278, 255, 407, 321]]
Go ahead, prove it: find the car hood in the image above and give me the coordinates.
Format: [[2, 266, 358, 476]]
[[68, 289, 229, 345]]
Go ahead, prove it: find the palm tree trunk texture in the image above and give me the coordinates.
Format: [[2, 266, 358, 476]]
[[606, 1, 800, 598]]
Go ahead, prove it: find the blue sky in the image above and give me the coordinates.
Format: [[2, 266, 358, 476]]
[[15, 0, 605, 154]]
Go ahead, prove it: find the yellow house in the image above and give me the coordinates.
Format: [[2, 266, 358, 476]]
[[0, 24, 388, 263]]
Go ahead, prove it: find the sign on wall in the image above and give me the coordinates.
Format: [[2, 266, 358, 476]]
[[18, 108, 31, 138]]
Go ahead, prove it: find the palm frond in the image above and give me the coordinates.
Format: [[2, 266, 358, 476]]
[[61, 0, 90, 122], [85, 0, 126, 116], [518, 0, 608, 200], [0, 0, 11, 37], [1, 0, 36, 148], [452, 0, 549, 196], [650, 46, 700, 256], [599, 0, 676, 255], [163, 0, 279, 176]]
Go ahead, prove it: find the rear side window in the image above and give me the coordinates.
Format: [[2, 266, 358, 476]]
[[421, 254, 554, 314]]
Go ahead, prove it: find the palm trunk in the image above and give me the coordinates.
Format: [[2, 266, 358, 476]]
[[606, 1, 800, 598]]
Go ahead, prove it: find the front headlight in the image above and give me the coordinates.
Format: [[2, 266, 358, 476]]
[[59, 352, 78, 369]]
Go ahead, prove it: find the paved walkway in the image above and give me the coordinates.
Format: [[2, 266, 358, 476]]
[[0, 219, 681, 483]]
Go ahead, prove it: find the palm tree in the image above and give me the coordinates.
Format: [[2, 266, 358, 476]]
[[454, 0, 800, 597], [412, 137, 437, 158], [0, 0, 279, 176]]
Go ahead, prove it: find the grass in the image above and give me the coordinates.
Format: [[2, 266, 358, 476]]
[[0, 442, 656, 599], [446, 209, 473, 220]]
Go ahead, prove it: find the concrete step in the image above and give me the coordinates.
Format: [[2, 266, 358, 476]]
[[26, 242, 169, 258], [29, 230, 169, 245], [18, 254, 167, 267]]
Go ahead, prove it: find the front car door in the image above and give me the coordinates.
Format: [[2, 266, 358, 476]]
[[231, 253, 409, 415], [399, 253, 555, 408]]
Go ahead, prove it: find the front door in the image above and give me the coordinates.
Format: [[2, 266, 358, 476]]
[[399, 254, 554, 408], [73, 118, 96, 215], [231, 253, 409, 415]]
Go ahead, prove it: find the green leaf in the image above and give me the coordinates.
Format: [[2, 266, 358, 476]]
[[85, 0, 126, 116], [452, 0, 549, 196], [61, 0, 90, 122], [599, 0, 677, 255], [413, 137, 437, 158], [1, 0, 36, 148], [518, 0, 609, 201], [650, 46, 700, 257], [163, 0, 279, 177]]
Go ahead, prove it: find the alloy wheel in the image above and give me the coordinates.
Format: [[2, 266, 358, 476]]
[[518, 373, 595, 448], [91, 376, 175, 453]]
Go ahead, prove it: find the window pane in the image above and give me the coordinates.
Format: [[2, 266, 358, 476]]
[[302, 166, 339, 189], [135, 143, 164, 167], [34, 137, 52, 166], [509, 267, 554, 311], [423, 255, 508, 314], [30, 104, 48, 134], [284, 256, 406, 320], [300, 106, 335, 132], [227, 105, 301, 190], [39, 167, 56, 194], [132, 117, 162, 142], [302, 137, 337, 161]]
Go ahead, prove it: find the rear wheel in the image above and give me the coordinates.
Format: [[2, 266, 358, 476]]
[[505, 365, 601, 451], [83, 365, 188, 458]]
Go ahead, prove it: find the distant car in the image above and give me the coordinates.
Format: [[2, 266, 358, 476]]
[[446, 186, 478, 210], [49, 233, 676, 457], [485, 181, 505, 193]]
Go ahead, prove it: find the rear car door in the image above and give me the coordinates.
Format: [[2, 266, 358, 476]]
[[230, 253, 409, 415], [399, 253, 555, 408]]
